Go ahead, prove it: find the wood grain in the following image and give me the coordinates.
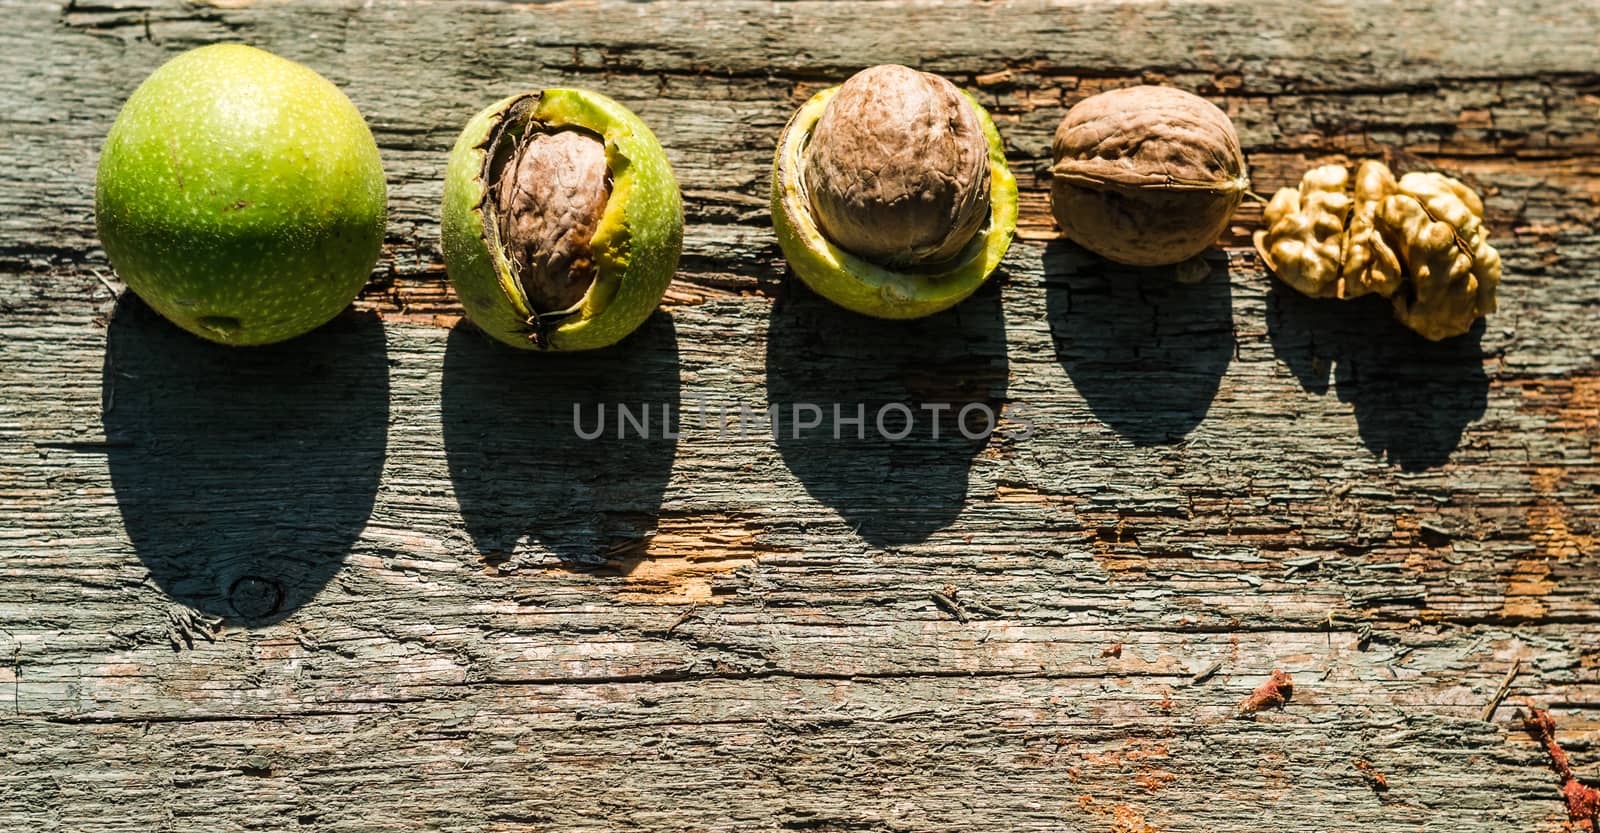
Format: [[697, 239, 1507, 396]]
[[2, 1, 1597, 831]]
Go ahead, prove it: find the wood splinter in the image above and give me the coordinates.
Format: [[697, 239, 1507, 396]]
[[1481, 658, 1521, 722], [930, 589, 969, 623]]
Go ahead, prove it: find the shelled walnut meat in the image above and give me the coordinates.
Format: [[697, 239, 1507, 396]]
[[1254, 161, 1402, 301], [1050, 85, 1250, 267], [1255, 160, 1500, 341]]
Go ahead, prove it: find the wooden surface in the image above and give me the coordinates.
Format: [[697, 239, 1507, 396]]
[[3, 1, 1598, 830]]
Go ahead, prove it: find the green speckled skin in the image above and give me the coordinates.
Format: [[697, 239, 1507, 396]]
[[96, 44, 386, 347], [441, 89, 684, 351], [771, 86, 1018, 320]]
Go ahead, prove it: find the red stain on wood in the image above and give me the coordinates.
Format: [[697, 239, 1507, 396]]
[[1503, 373, 1600, 619], [1135, 770, 1177, 794], [1077, 795, 1160, 833], [1354, 758, 1390, 792], [1521, 706, 1600, 832], [1237, 670, 1293, 716]]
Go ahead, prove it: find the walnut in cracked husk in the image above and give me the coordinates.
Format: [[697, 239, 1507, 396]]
[[769, 64, 1017, 320], [1255, 159, 1499, 340], [493, 127, 611, 314], [802, 64, 992, 267]]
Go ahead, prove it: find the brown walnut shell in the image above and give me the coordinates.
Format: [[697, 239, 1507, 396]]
[[491, 127, 611, 315], [802, 64, 992, 267], [1050, 85, 1249, 267]]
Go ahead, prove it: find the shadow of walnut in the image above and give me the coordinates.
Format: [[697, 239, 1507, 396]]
[[1266, 285, 1489, 471], [441, 313, 680, 567], [102, 296, 389, 625], [764, 277, 1009, 548], [1044, 240, 1234, 447]]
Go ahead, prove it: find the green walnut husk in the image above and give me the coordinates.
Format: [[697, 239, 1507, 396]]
[[771, 84, 1018, 320], [441, 89, 683, 351], [95, 43, 387, 346]]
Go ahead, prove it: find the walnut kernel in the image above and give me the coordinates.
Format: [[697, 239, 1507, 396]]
[[1256, 160, 1500, 340], [1253, 160, 1402, 300], [1381, 172, 1500, 341]]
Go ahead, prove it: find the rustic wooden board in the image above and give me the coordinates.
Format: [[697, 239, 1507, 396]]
[[3, 0, 1598, 830]]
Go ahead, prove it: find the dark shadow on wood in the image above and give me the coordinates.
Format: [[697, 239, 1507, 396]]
[[1266, 284, 1489, 471], [764, 277, 1008, 548], [1044, 240, 1234, 446], [102, 295, 388, 625], [441, 314, 680, 567]]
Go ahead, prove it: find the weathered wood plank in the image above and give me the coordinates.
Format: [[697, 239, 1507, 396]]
[[2, 0, 1598, 831]]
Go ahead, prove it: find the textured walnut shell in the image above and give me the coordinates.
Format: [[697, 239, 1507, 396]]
[[492, 128, 610, 314], [1050, 85, 1249, 267], [803, 65, 991, 266], [1255, 160, 1500, 341]]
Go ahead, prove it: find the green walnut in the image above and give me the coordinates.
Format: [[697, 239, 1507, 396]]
[[96, 44, 386, 346], [441, 89, 683, 350], [772, 64, 1018, 319]]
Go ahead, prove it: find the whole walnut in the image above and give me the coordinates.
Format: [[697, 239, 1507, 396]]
[[1050, 85, 1250, 266], [803, 64, 992, 267]]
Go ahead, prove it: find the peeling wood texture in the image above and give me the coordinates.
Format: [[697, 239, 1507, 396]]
[[3, 0, 1599, 831]]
